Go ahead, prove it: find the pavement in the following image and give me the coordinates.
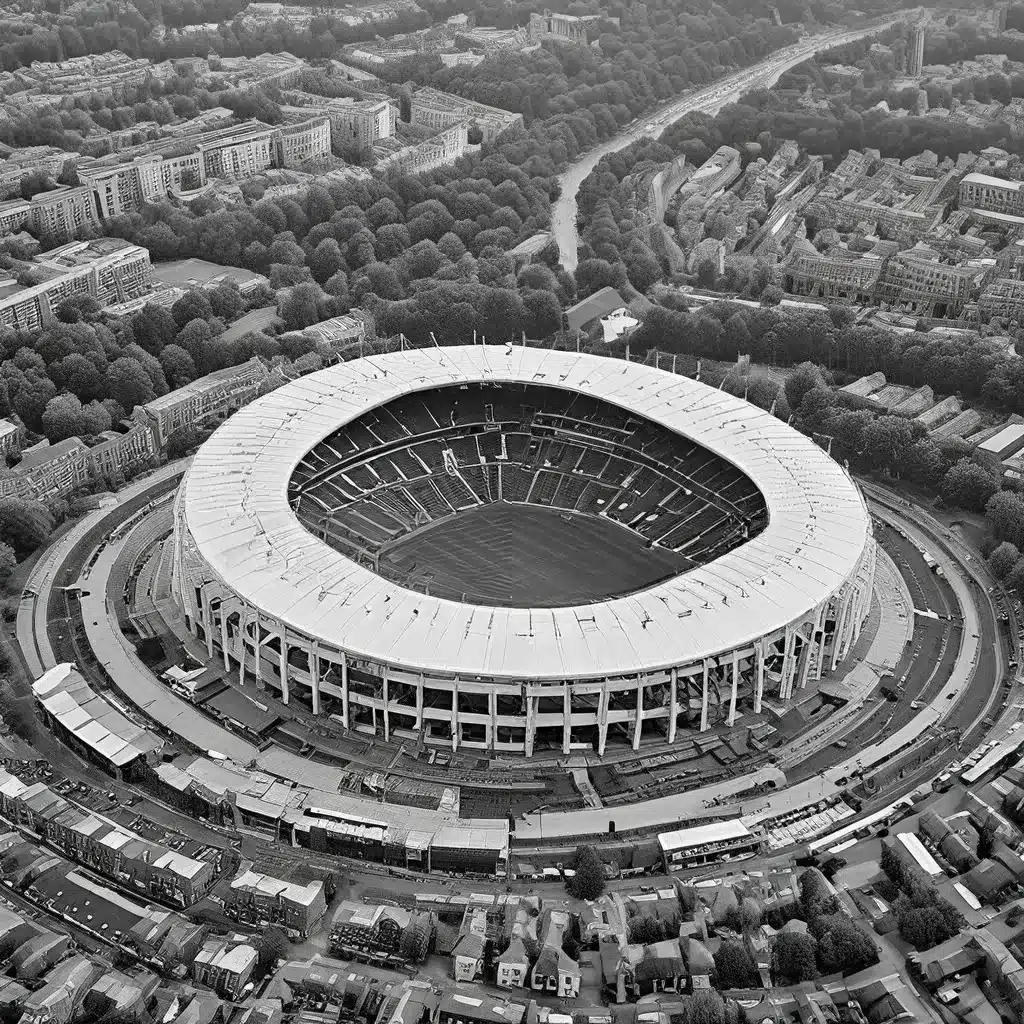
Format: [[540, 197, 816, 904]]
[[551, 17, 904, 270]]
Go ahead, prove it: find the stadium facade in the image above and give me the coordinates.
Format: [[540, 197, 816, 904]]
[[170, 347, 876, 757]]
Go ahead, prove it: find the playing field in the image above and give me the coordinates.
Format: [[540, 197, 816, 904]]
[[376, 502, 689, 607]]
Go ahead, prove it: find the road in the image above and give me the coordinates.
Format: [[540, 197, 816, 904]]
[[551, 17, 903, 271]]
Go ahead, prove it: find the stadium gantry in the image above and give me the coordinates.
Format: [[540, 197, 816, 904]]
[[171, 347, 876, 758]]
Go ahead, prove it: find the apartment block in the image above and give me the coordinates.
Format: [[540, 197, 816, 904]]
[[283, 96, 396, 150], [193, 939, 258, 999], [28, 185, 101, 239], [226, 867, 327, 938], [199, 121, 277, 181], [528, 8, 609, 43], [0, 199, 29, 236], [959, 172, 1024, 215], [0, 239, 152, 335], [410, 88, 522, 143], [275, 116, 331, 166], [133, 355, 268, 449]]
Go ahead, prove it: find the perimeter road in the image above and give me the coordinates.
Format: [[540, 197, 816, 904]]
[[552, 16, 903, 270]]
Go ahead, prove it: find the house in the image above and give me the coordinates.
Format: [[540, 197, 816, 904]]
[[530, 910, 580, 998], [329, 900, 433, 964], [437, 990, 529, 1024], [687, 938, 715, 990], [565, 287, 628, 335], [452, 907, 487, 982], [631, 939, 686, 997], [192, 938, 257, 999], [496, 933, 530, 988], [20, 956, 102, 1024]]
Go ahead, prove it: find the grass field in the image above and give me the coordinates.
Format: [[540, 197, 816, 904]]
[[377, 502, 689, 607]]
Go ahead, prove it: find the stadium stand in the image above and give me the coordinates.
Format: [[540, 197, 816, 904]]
[[288, 383, 768, 583]]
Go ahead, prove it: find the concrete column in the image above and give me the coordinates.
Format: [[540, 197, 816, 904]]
[[310, 641, 321, 716], [632, 676, 644, 750], [727, 653, 739, 727], [203, 589, 214, 660], [219, 603, 230, 672], [834, 588, 855, 668], [780, 628, 795, 700], [597, 683, 610, 756], [237, 618, 247, 687], [562, 685, 571, 755], [668, 668, 678, 744], [700, 659, 710, 732], [279, 635, 289, 705], [416, 674, 425, 732], [754, 643, 765, 715], [381, 667, 389, 741], [489, 691, 497, 750], [525, 694, 536, 757], [451, 679, 459, 751], [340, 652, 350, 729]]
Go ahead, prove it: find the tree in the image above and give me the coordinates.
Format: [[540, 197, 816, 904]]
[[171, 289, 214, 329], [107, 357, 157, 412], [978, 824, 995, 860], [0, 541, 15, 589], [815, 916, 878, 974], [773, 932, 818, 983], [166, 426, 203, 461], [940, 459, 999, 512], [566, 844, 605, 900], [740, 897, 762, 931], [281, 283, 327, 332], [713, 940, 758, 989], [255, 926, 290, 973], [0, 497, 53, 557], [784, 362, 827, 414], [41, 393, 87, 443], [989, 542, 1021, 581], [860, 416, 915, 476], [986, 491, 1024, 550], [688, 991, 726, 1024]]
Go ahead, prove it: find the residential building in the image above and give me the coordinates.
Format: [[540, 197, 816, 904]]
[[193, 939, 258, 999], [375, 123, 469, 176], [226, 866, 327, 938], [410, 88, 522, 143], [0, 198, 28, 235], [496, 934, 529, 988], [329, 901, 433, 963], [909, 25, 925, 77], [133, 355, 269, 450], [31, 663, 162, 780], [20, 956, 102, 1024], [437, 990, 529, 1024], [0, 238, 152, 334], [530, 910, 580, 998], [528, 9, 607, 43], [283, 96, 396, 150], [0, 419, 22, 459], [980, 275, 1024, 321], [288, 311, 368, 348], [959, 172, 1024, 215], [28, 185, 101, 239], [452, 907, 487, 981], [274, 116, 332, 166]]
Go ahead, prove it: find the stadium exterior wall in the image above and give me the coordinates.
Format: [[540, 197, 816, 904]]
[[169, 348, 876, 758]]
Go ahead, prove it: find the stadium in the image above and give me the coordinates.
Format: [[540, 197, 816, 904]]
[[170, 346, 876, 758]]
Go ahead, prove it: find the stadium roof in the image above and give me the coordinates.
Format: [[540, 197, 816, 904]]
[[181, 347, 871, 681]]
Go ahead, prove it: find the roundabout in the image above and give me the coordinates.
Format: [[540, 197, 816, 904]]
[[13, 349, 1016, 881]]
